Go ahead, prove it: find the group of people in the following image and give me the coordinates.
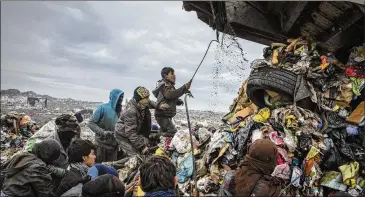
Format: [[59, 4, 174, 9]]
[[0, 66, 316, 197], [88, 67, 192, 162]]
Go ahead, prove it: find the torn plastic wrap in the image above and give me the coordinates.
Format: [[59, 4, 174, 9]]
[[328, 129, 355, 161], [272, 163, 291, 180], [234, 121, 262, 161], [320, 171, 348, 191], [172, 129, 198, 154], [339, 161, 360, 188], [291, 167, 303, 187], [177, 153, 194, 183], [218, 170, 236, 196], [196, 176, 220, 194]]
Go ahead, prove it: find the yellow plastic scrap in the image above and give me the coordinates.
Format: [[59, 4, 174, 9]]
[[285, 115, 298, 128], [136, 186, 145, 197], [154, 147, 169, 159], [306, 146, 320, 161], [212, 143, 230, 164], [253, 108, 270, 123], [339, 162, 360, 188], [272, 49, 279, 65]]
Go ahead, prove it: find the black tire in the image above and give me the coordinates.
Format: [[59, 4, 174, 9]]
[[246, 67, 314, 110]]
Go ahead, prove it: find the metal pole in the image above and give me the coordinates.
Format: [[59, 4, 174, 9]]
[[184, 93, 198, 196]]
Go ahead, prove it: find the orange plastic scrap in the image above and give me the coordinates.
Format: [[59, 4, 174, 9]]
[[347, 101, 365, 125], [228, 103, 258, 123], [320, 56, 329, 70]]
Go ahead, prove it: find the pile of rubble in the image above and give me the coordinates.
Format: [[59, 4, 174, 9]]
[[115, 40, 364, 197], [0, 113, 39, 162]]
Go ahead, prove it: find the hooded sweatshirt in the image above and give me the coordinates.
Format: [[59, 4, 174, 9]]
[[152, 79, 187, 118], [1, 139, 61, 197], [88, 89, 124, 149], [235, 139, 283, 197]]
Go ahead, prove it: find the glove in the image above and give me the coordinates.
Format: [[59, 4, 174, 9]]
[[185, 81, 191, 89], [176, 99, 184, 106]]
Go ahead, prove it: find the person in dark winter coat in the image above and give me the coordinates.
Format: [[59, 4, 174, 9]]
[[88, 89, 124, 163], [152, 67, 191, 136], [139, 156, 177, 197], [88, 164, 119, 179], [55, 139, 96, 197], [82, 174, 125, 197], [1, 139, 62, 197], [235, 139, 284, 197], [115, 87, 169, 156]]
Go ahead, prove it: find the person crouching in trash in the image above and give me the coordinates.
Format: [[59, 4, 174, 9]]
[[114, 86, 169, 156], [1, 139, 62, 197], [24, 114, 82, 189], [235, 139, 284, 196]]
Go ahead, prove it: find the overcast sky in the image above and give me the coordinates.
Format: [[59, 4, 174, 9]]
[[1, 1, 264, 112]]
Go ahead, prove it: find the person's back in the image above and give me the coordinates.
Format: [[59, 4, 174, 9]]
[[235, 139, 284, 197], [139, 156, 177, 197], [1, 139, 61, 197], [88, 89, 124, 162]]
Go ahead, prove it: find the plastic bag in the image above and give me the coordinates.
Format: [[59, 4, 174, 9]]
[[321, 137, 345, 171], [253, 108, 270, 123], [177, 153, 194, 183], [235, 122, 262, 160], [283, 128, 297, 152]]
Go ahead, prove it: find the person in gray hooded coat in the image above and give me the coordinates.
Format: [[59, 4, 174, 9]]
[[152, 67, 191, 136], [1, 139, 62, 197]]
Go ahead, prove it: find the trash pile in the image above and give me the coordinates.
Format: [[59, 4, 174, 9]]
[[0, 113, 38, 162], [118, 40, 364, 197], [218, 40, 363, 196]]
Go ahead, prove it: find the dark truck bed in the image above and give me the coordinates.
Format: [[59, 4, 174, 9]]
[[183, 1, 364, 62]]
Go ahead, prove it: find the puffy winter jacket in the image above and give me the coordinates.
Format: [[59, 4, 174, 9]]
[[152, 79, 187, 118], [114, 99, 156, 151], [88, 89, 124, 149]]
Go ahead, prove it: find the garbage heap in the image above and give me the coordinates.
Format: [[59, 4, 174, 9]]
[[112, 40, 365, 197], [0, 113, 38, 162]]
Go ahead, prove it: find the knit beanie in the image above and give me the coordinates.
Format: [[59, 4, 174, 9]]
[[32, 139, 62, 164], [55, 114, 79, 133], [133, 86, 150, 102]]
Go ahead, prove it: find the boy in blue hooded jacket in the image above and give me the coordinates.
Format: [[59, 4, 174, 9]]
[[88, 89, 124, 163]]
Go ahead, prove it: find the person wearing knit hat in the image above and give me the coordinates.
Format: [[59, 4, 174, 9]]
[[115, 87, 169, 156], [1, 139, 62, 197]]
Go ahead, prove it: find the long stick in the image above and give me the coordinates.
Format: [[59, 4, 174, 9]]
[[190, 40, 218, 83], [184, 93, 198, 196]]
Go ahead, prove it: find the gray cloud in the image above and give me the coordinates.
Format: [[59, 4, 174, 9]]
[[1, 1, 265, 111]]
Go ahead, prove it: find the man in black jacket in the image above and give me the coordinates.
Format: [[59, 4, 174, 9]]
[[115, 86, 169, 156], [1, 139, 62, 197], [152, 67, 191, 136]]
